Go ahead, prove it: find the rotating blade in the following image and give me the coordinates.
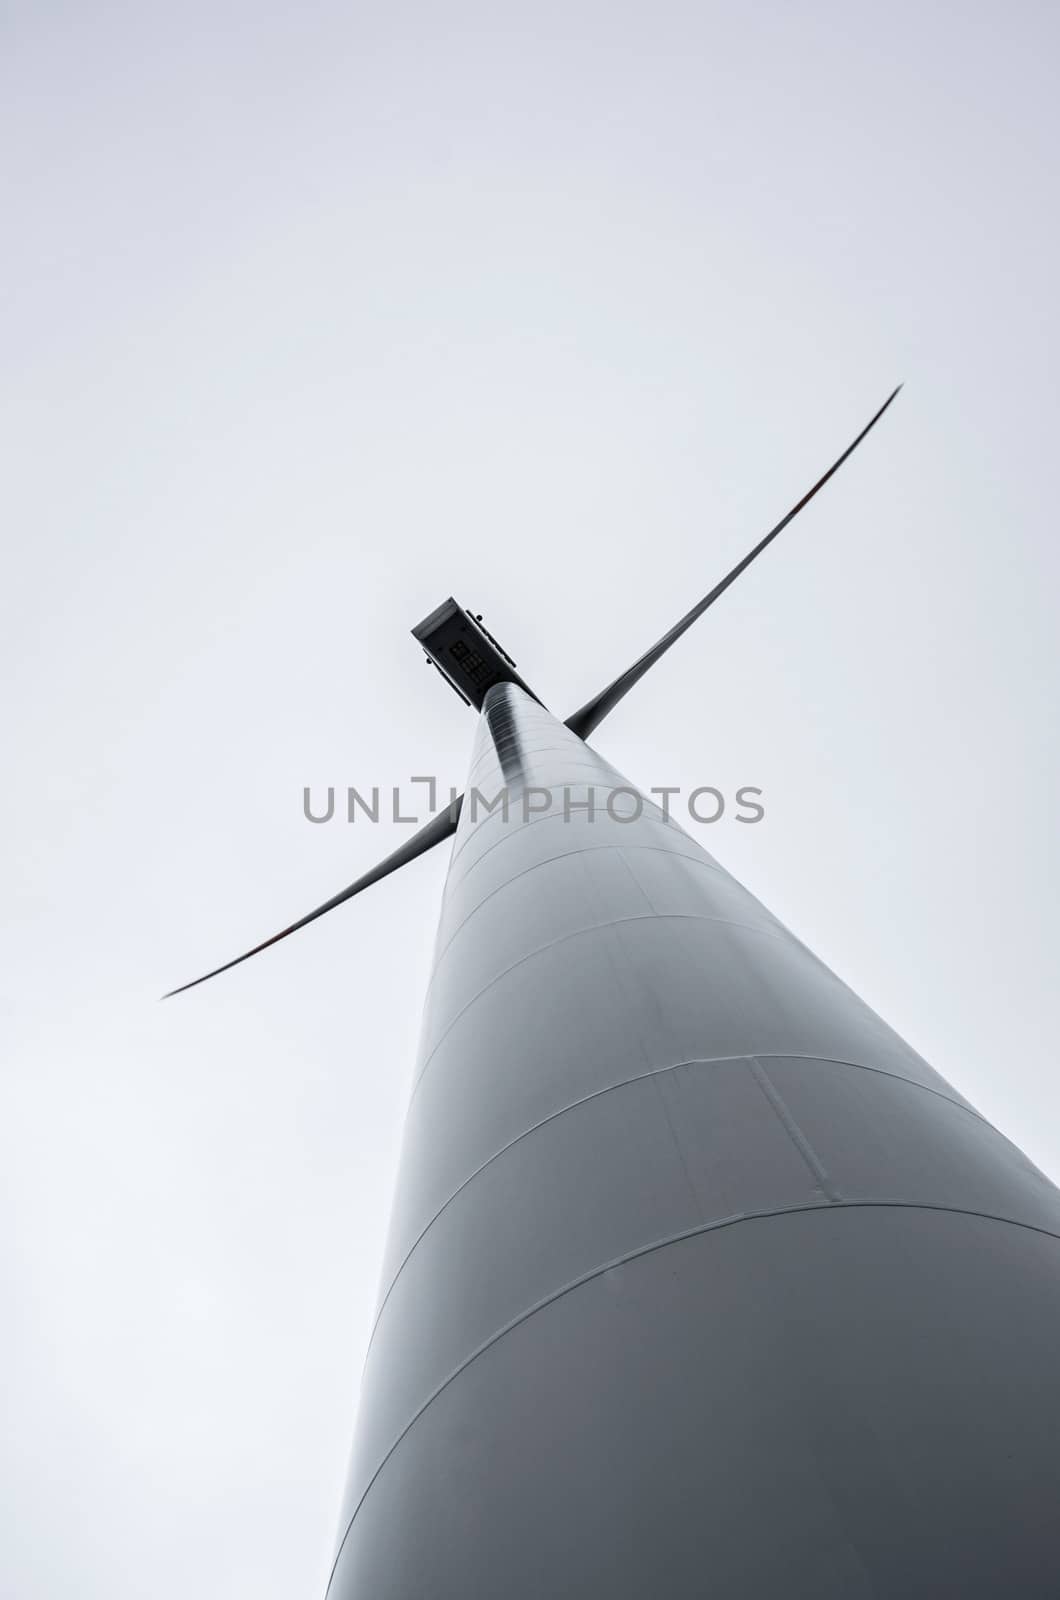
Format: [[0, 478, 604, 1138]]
[[564, 384, 902, 742], [162, 800, 462, 998]]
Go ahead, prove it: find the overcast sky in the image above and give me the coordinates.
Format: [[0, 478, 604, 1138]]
[[3, 3, 1059, 1595]]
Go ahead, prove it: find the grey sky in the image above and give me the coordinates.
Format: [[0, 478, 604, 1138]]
[[3, 3, 1058, 1595]]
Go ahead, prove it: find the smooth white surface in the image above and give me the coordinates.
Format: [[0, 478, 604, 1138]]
[[2, 4, 1058, 1594]]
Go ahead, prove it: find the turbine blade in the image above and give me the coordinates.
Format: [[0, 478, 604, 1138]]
[[564, 384, 903, 741], [162, 800, 462, 998]]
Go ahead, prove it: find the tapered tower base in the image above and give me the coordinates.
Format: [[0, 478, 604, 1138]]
[[328, 685, 1060, 1598]]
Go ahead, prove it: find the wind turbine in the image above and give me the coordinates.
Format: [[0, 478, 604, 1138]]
[[169, 387, 1060, 1598]]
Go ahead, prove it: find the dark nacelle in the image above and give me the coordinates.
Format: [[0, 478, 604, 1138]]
[[412, 597, 538, 710]]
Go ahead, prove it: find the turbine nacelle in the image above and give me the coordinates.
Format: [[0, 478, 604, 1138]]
[[412, 598, 538, 710]]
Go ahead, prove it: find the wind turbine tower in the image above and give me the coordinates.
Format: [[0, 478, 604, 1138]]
[[171, 388, 1060, 1598]]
